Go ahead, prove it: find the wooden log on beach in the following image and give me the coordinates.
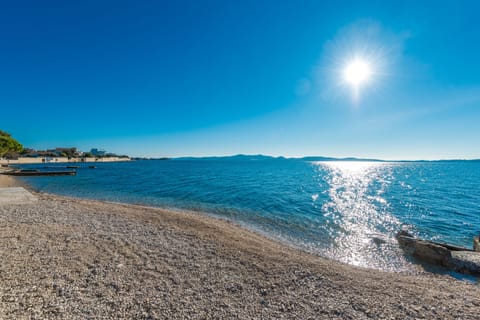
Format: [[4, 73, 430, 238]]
[[474, 236, 480, 252], [396, 231, 452, 265], [396, 231, 480, 276], [449, 251, 480, 275]]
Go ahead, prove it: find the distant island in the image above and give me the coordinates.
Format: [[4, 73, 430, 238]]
[[173, 154, 383, 162], [172, 154, 479, 162]]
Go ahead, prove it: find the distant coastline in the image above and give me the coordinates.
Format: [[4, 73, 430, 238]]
[[171, 154, 480, 162], [0, 156, 130, 165], [4, 154, 480, 166]]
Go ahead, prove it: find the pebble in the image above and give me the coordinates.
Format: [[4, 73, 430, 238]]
[[0, 195, 478, 319]]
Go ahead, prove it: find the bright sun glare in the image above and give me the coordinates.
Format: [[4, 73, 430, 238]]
[[343, 59, 372, 86]]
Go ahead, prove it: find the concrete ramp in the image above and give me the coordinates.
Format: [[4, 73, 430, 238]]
[[0, 187, 37, 205]]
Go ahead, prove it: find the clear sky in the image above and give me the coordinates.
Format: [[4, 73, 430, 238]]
[[1, 0, 479, 160]]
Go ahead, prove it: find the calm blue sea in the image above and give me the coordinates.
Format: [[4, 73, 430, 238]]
[[18, 159, 480, 272]]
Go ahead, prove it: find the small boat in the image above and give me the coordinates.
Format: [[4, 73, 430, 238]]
[[88, 165, 96, 169], [1, 170, 76, 176], [66, 166, 80, 169]]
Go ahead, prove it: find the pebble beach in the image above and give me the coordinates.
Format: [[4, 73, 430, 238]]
[[0, 177, 479, 319]]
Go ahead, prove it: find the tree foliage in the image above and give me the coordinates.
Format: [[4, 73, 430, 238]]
[[0, 130, 23, 157]]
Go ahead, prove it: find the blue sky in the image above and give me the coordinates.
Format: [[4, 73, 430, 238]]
[[1, 0, 479, 160]]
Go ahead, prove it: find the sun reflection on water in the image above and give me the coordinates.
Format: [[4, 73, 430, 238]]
[[315, 161, 412, 271]]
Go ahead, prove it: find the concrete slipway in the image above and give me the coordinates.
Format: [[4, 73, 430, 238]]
[[0, 187, 37, 205]]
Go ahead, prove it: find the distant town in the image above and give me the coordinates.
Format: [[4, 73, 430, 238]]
[[1, 147, 130, 165], [17, 147, 129, 160]]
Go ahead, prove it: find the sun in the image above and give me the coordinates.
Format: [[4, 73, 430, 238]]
[[343, 59, 372, 86]]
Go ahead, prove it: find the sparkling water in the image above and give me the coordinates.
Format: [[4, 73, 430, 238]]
[[19, 159, 480, 272]]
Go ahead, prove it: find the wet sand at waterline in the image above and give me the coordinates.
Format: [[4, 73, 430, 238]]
[[0, 191, 478, 318], [0, 174, 18, 188]]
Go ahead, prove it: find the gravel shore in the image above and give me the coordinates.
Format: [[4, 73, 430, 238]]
[[0, 191, 479, 319]]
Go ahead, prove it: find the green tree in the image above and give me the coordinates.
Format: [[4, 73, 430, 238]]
[[0, 130, 23, 157]]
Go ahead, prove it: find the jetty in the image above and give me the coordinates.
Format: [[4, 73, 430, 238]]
[[1, 169, 76, 177]]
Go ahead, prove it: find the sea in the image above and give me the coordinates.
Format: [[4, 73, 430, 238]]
[[17, 158, 480, 273]]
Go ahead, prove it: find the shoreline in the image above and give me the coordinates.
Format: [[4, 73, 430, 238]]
[[0, 174, 18, 188], [0, 179, 479, 318], [0, 176, 420, 275], [3, 175, 479, 276], [2, 175, 479, 277], [0, 156, 130, 165]]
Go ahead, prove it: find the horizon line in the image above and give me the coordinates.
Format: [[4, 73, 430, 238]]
[[132, 153, 480, 162]]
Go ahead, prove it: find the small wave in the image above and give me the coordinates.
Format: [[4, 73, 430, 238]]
[[18, 159, 480, 272]]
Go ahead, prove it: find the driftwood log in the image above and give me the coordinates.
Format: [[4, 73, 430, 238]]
[[396, 231, 480, 276]]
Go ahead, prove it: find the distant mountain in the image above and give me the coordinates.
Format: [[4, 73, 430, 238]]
[[299, 156, 385, 162], [153, 154, 480, 162], [173, 154, 384, 162], [175, 154, 285, 161], [131, 157, 170, 161]]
